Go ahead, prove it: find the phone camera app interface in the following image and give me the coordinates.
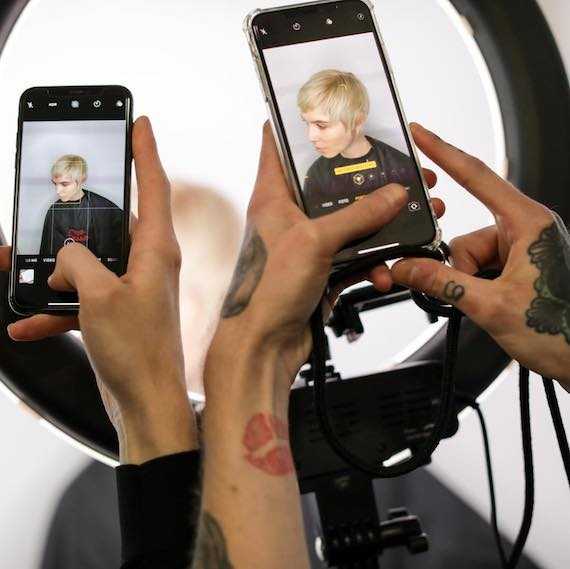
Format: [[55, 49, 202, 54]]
[[14, 92, 129, 309], [256, 4, 434, 257]]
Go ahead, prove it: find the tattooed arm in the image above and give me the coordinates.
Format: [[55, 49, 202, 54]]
[[194, 226, 307, 569], [193, 123, 417, 569], [375, 123, 570, 390]]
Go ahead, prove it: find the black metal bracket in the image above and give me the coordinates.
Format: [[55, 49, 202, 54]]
[[311, 471, 428, 568]]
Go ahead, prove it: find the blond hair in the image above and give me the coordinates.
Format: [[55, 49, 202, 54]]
[[298, 69, 370, 131], [51, 154, 88, 183]]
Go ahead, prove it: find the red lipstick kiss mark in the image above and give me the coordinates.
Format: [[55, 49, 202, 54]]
[[242, 413, 294, 476]]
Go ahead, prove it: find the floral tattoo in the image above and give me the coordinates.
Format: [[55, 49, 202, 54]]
[[525, 215, 570, 343]]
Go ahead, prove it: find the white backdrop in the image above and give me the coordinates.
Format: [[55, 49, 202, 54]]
[[0, 1, 568, 568]]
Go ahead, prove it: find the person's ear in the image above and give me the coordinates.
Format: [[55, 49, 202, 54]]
[[354, 113, 366, 135]]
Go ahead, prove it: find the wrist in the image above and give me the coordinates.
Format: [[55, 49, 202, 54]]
[[205, 331, 293, 416], [118, 390, 199, 464]]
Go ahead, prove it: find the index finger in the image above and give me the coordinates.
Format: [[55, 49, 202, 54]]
[[411, 123, 525, 215], [132, 116, 172, 231]]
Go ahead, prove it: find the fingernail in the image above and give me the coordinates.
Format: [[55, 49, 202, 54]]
[[47, 275, 53, 287], [395, 261, 428, 286], [7, 324, 16, 341], [412, 122, 440, 140]]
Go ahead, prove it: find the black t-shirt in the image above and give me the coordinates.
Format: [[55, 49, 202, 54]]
[[302, 136, 416, 218], [39, 189, 123, 259]]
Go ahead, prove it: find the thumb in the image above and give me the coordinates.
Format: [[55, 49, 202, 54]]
[[314, 184, 408, 255], [391, 257, 495, 325], [48, 243, 117, 294], [250, 122, 294, 208]]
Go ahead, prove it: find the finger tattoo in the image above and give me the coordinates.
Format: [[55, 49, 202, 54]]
[[443, 281, 465, 302], [221, 225, 267, 318]]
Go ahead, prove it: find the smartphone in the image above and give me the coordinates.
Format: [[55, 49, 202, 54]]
[[245, 0, 441, 267], [9, 85, 133, 315]]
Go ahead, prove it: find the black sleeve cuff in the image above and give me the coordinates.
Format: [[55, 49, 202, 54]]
[[116, 450, 201, 565]]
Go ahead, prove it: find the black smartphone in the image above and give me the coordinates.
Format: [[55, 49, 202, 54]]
[[245, 0, 441, 267], [9, 85, 133, 315]]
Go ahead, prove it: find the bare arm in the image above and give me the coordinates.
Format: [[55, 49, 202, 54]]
[[195, 340, 307, 569], [191, 122, 417, 568]]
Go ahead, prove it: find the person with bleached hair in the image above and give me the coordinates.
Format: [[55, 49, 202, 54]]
[[39, 154, 123, 259], [299, 69, 416, 217]]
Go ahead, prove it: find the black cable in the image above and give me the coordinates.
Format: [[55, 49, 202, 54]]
[[542, 377, 570, 488], [507, 366, 534, 569], [456, 392, 508, 568], [310, 302, 463, 478]]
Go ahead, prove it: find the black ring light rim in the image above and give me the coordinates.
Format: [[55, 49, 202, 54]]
[[0, 0, 568, 463]]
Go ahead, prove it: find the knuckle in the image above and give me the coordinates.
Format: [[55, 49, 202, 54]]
[[538, 206, 558, 226], [448, 235, 472, 261], [83, 281, 123, 309], [457, 155, 488, 188], [163, 239, 182, 272], [481, 284, 509, 328], [448, 236, 463, 253]]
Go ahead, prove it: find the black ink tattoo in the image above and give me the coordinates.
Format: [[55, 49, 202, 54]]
[[192, 511, 234, 569], [221, 225, 267, 318], [525, 215, 570, 344], [443, 281, 465, 302]]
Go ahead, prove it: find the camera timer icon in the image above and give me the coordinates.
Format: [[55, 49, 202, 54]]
[[408, 201, 421, 212]]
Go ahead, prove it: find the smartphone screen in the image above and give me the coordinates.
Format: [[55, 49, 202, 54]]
[[10, 86, 132, 314], [251, 1, 438, 264]]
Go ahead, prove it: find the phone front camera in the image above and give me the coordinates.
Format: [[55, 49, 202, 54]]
[[356, 12, 365, 21], [292, 22, 301, 31]]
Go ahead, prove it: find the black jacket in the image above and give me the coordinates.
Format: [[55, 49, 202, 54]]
[[39, 189, 123, 259]]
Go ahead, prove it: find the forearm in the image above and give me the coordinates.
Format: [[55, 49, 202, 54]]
[[194, 339, 310, 569]]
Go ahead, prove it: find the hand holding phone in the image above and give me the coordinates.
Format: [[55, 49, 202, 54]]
[[245, 0, 441, 267], [213, 123, 444, 378], [6, 117, 197, 464], [10, 85, 133, 315]]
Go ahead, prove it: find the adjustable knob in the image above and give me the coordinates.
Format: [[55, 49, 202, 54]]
[[407, 532, 429, 554]]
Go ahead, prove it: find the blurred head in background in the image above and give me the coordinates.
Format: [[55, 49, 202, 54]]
[[170, 182, 242, 395]]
